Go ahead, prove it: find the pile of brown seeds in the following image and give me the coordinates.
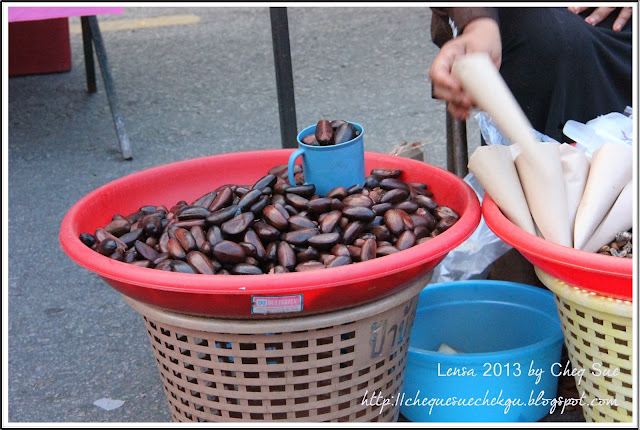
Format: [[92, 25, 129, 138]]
[[598, 230, 632, 258], [79, 165, 459, 275]]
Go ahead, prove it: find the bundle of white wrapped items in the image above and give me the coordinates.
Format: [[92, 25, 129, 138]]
[[453, 53, 633, 254]]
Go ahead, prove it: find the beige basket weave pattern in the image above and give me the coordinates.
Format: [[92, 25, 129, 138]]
[[124, 275, 428, 422], [536, 268, 633, 422]]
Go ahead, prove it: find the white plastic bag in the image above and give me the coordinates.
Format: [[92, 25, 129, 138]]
[[430, 172, 512, 283]]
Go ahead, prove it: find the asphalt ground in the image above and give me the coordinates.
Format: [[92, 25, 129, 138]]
[[6, 5, 587, 425]]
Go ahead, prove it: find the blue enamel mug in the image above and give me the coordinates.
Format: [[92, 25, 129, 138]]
[[288, 122, 366, 196]]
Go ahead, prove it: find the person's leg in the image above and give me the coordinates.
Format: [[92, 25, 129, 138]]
[[497, 7, 632, 142]]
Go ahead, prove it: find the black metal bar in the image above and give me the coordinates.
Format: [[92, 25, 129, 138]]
[[270, 7, 298, 149], [80, 16, 97, 93], [446, 108, 468, 177], [87, 16, 133, 160]]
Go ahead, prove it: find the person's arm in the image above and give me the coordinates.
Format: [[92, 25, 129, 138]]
[[429, 8, 501, 119]]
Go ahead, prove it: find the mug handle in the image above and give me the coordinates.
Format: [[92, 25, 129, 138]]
[[288, 148, 305, 186]]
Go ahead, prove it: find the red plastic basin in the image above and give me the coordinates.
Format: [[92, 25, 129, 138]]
[[60, 149, 481, 318], [483, 194, 632, 301]]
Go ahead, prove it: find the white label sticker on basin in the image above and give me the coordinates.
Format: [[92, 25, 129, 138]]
[[251, 294, 303, 314]]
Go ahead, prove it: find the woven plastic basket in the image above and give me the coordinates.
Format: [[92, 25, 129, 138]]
[[124, 274, 429, 422], [536, 268, 633, 422]]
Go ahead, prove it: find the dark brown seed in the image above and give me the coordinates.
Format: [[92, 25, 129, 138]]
[[414, 226, 431, 240], [265, 241, 278, 262], [377, 245, 400, 257], [206, 225, 224, 247], [206, 204, 240, 225], [140, 205, 158, 214], [145, 236, 157, 248], [342, 206, 375, 222], [320, 210, 342, 233], [130, 260, 152, 268], [327, 255, 352, 268], [331, 244, 350, 257], [135, 240, 159, 261], [277, 241, 296, 270], [286, 184, 316, 198], [263, 205, 289, 230], [283, 228, 319, 246], [333, 122, 356, 145], [186, 251, 216, 275], [347, 245, 362, 260], [365, 175, 381, 189], [307, 197, 333, 214], [237, 189, 263, 213], [200, 241, 213, 256], [167, 237, 186, 260], [79, 233, 96, 248], [379, 189, 409, 205], [330, 119, 347, 129], [231, 263, 264, 275], [315, 119, 334, 145], [326, 186, 348, 200], [274, 181, 290, 195], [360, 238, 377, 261], [108, 247, 124, 261], [347, 184, 364, 195], [384, 209, 405, 236], [174, 227, 197, 252], [97, 238, 118, 256], [288, 215, 317, 231], [170, 260, 197, 274], [191, 191, 218, 208], [251, 174, 277, 191], [371, 168, 402, 179], [104, 219, 131, 237], [253, 221, 281, 242], [285, 193, 309, 210], [284, 204, 298, 216], [297, 247, 320, 263], [208, 186, 234, 212], [295, 261, 326, 271], [152, 252, 170, 265], [380, 178, 410, 193], [396, 230, 416, 251], [301, 134, 319, 146], [273, 203, 290, 220], [434, 206, 460, 221], [308, 232, 341, 250], [119, 228, 143, 247], [140, 215, 163, 237], [190, 225, 206, 248], [342, 194, 373, 209], [249, 195, 270, 216], [372, 203, 392, 216], [414, 195, 439, 212], [170, 219, 206, 229], [370, 225, 392, 242], [398, 209, 414, 230], [213, 240, 247, 265], [244, 229, 267, 261], [221, 212, 255, 236], [176, 205, 212, 220], [342, 221, 364, 245], [239, 242, 257, 259], [124, 248, 138, 263], [435, 216, 458, 233], [125, 211, 143, 224], [268, 164, 289, 177]]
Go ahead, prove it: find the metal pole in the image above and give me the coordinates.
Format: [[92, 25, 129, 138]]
[[270, 7, 298, 149]]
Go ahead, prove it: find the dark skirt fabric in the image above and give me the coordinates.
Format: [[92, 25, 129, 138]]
[[497, 8, 632, 142]]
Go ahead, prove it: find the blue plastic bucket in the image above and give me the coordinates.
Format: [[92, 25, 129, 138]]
[[400, 281, 564, 422]]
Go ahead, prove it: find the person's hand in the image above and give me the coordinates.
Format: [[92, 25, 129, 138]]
[[568, 7, 632, 31], [429, 17, 501, 120]]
